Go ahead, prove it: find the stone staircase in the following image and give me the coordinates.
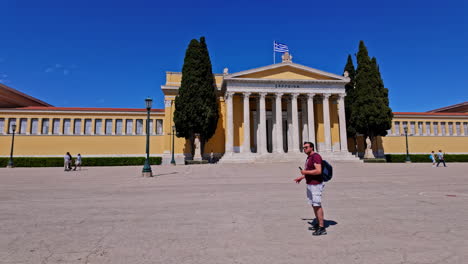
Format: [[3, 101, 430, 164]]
[[218, 151, 362, 164]]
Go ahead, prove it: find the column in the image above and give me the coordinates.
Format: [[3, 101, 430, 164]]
[[25, 118, 31, 135], [111, 119, 116, 135], [337, 94, 348, 152], [275, 93, 284, 153], [91, 119, 96, 135], [258, 92, 268, 154], [323, 93, 332, 152], [59, 118, 64, 135], [301, 97, 308, 143], [37, 118, 43, 135], [225, 91, 234, 154], [242, 92, 251, 153], [287, 97, 292, 152], [307, 94, 316, 147], [291, 93, 300, 152], [253, 99, 258, 152]]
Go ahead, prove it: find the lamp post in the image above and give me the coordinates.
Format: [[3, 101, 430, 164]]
[[7, 124, 17, 168], [404, 127, 411, 163], [170, 125, 176, 165], [142, 97, 153, 177]]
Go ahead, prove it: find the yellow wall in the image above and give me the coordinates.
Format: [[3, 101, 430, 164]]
[[382, 136, 468, 154]]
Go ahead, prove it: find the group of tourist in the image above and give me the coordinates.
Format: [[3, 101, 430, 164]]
[[429, 150, 447, 167], [64, 152, 82, 171]]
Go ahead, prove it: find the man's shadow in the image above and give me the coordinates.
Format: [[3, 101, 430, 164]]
[[301, 218, 338, 228]]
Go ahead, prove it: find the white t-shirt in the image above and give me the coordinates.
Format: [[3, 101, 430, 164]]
[[64, 155, 70, 161]]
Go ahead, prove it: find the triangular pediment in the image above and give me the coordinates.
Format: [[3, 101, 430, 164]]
[[226, 62, 347, 81]]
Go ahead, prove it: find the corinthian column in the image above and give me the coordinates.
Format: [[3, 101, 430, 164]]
[[258, 92, 268, 154], [307, 94, 316, 147], [275, 93, 284, 153], [225, 91, 234, 154], [322, 93, 332, 152], [337, 94, 348, 152], [242, 92, 251, 153], [291, 93, 300, 152]]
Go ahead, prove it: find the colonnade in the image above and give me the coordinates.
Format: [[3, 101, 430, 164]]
[[225, 91, 348, 154]]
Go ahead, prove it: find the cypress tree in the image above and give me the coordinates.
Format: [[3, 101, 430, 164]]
[[343, 54, 357, 138], [173, 37, 219, 156], [350, 41, 393, 146]]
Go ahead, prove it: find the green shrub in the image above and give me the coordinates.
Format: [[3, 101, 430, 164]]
[[385, 154, 468, 163], [0, 157, 162, 167]]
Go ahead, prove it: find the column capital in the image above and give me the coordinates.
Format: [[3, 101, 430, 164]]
[[323, 93, 331, 99], [225, 91, 234, 99], [243, 92, 251, 97], [291, 93, 299, 99], [307, 93, 316, 99], [337, 93, 346, 100], [259, 92, 268, 98], [275, 92, 284, 98]]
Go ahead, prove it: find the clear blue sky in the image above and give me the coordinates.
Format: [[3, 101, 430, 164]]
[[1, 0, 467, 111]]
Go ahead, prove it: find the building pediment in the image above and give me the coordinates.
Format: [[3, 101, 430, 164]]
[[225, 62, 349, 83]]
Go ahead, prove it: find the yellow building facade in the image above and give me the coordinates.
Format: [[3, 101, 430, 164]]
[[1, 57, 467, 164]]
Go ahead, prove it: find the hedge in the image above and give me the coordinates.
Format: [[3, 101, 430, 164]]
[[385, 154, 468, 163], [0, 157, 162, 167]]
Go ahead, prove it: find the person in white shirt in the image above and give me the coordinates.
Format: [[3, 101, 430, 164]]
[[64, 152, 71, 171], [73, 154, 82, 171]]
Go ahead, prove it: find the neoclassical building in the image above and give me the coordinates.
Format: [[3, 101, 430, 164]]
[[1, 54, 467, 164]]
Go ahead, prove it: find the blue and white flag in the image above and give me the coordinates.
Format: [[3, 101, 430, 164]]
[[274, 41, 289, 53]]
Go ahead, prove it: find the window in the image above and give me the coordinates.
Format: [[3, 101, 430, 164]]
[[8, 118, 17, 133], [53, 119, 60, 134], [0, 118, 4, 134], [156, 119, 163, 135], [19, 118, 27, 134], [31, 119, 39, 134], [74, 119, 82, 135], [441, 122, 446, 136], [464, 122, 468, 136], [126, 119, 133, 134], [63, 119, 71, 135], [455, 122, 461, 136], [115, 119, 123, 135], [105, 119, 112, 135], [418, 122, 423, 136], [147, 120, 153, 135], [84, 119, 92, 135], [394, 121, 400, 135], [42, 119, 50, 134], [136, 119, 143, 135], [95, 119, 102, 135], [448, 122, 453, 136], [402, 121, 408, 134], [410, 121, 415, 135], [425, 122, 431, 136]]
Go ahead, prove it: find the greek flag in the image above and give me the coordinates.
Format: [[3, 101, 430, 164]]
[[274, 41, 289, 53]]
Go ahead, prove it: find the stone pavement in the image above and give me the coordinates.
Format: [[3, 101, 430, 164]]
[[0, 162, 467, 264]]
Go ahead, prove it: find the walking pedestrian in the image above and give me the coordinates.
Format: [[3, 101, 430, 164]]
[[73, 153, 82, 171], [294, 142, 327, 236], [67, 152, 73, 170], [64, 152, 71, 171], [437, 150, 447, 167], [430, 151, 436, 167]]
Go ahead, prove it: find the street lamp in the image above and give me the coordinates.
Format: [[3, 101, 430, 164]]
[[404, 126, 411, 163], [7, 124, 17, 168], [170, 125, 176, 165], [142, 97, 153, 177]]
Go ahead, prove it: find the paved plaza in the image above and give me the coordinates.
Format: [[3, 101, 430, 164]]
[[1, 162, 467, 264]]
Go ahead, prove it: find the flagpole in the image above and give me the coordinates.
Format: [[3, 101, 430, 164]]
[[273, 41, 275, 64]]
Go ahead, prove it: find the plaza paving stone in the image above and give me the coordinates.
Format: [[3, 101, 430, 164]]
[[0, 162, 467, 264]]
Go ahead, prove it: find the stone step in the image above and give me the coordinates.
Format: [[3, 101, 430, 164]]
[[219, 152, 362, 164]]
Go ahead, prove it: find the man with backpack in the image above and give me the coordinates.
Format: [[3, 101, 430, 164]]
[[294, 142, 327, 236]]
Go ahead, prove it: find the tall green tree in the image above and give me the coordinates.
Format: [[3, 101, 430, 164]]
[[173, 37, 219, 156], [350, 41, 393, 146], [343, 54, 357, 138]]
